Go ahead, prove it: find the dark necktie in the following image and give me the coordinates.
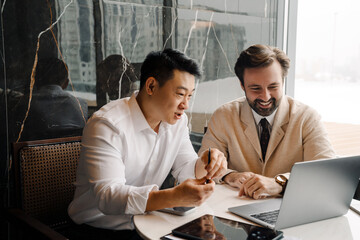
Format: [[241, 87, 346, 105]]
[[260, 118, 270, 160]]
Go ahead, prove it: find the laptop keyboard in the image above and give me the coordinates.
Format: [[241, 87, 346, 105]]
[[251, 209, 280, 225]]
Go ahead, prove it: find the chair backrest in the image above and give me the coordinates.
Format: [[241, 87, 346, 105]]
[[12, 136, 81, 229]]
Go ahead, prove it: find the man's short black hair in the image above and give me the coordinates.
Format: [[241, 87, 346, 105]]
[[35, 57, 68, 88], [139, 48, 201, 90]]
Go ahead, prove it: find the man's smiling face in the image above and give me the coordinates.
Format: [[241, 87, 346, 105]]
[[241, 61, 284, 116]]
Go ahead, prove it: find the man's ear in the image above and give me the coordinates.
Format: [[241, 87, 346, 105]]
[[61, 78, 69, 90], [240, 83, 245, 91], [145, 77, 157, 95]]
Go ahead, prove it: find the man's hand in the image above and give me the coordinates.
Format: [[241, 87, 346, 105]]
[[238, 174, 282, 199], [146, 177, 214, 211], [223, 172, 282, 199], [173, 177, 215, 207], [223, 172, 254, 188], [197, 148, 227, 180]]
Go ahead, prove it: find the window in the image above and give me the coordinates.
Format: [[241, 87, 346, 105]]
[[294, 0, 360, 156]]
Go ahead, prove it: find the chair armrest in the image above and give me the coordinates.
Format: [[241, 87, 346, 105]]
[[5, 208, 69, 240]]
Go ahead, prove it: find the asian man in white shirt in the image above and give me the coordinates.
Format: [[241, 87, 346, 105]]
[[68, 49, 227, 239]]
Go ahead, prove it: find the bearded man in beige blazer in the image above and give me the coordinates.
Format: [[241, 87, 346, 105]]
[[199, 44, 336, 199]]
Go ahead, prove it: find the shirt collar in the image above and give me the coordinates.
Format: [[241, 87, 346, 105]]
[[252, 108, 278, 127], [128, 91, 169, 134]]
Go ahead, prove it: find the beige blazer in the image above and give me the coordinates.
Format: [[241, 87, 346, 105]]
[[199, 96, 336, 178]]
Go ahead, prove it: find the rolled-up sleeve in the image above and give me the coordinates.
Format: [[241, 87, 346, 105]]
[[125, 185, 158, 214]]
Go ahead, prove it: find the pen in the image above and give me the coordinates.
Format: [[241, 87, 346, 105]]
[[206, 147, 211, 184], [208, 147, 211, 165]]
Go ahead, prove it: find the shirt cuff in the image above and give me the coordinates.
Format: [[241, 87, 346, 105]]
[[214, 169, 236, 184], [279, 172, 290, 180], [125, 184, 159, 215]]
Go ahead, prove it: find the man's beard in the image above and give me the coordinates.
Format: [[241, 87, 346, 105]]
[[247, 97, 280, 116]]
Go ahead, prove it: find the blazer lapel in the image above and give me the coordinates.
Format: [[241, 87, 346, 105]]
[[266, 97, 289, 161], [241, 101, 262, 158]]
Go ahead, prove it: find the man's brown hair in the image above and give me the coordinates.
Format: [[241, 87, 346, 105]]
[[234, 44, 290, 86]]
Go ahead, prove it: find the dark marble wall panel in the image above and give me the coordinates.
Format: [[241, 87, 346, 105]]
[[0, 0, 284, 222]]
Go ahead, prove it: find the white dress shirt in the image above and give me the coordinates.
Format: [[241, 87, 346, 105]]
[[68, 92, 198, 230]]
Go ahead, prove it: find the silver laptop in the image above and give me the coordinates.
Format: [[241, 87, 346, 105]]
[[228, 155, 360, 230]]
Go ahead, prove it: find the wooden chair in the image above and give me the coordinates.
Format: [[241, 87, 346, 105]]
[[6, 136, 82, 240]]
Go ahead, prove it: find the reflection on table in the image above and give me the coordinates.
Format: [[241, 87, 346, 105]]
[[134, 184, 360, 240]]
